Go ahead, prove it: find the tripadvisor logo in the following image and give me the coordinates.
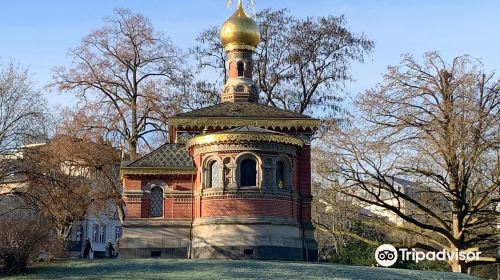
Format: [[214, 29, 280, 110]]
[[374, 244, 482, 267], [375, 244, 398, 267]]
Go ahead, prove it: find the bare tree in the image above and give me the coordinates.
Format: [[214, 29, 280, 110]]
[[192, 26, 227, 84], [316, 52, 499, 273], [192, 9, 374, 115], [0, 62, 48, 183], [312, 180, 381, 247], [12, 135, 122, 241], [52, 8, 186, 160], [0, 63, 47, 165], [254, 9, 294, 108]]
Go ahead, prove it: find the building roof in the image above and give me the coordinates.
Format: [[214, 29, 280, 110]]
[[170, 102, 320, 130], [173, 102, 310, 119], [124, 144, 193, 168], [120, 144, 195, 177]]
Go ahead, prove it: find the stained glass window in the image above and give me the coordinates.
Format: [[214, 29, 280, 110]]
[[241, 159, 256, 186], [210, 161, 220, 188], [151, 187, 163, 217]]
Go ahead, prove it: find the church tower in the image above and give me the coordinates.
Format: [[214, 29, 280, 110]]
[[119, 1, 319, 261], [220, 0, 260, 103]]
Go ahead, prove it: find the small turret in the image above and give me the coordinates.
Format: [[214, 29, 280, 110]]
[[219, 0, 260, 103]]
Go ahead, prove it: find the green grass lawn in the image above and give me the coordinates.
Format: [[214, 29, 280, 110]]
[[5, 259, 480, 280]]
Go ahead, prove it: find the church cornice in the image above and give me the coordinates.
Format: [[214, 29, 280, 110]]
[[171, 117, 320, 130], [187, 132, 304, 149], [120, 167, 196, 177]]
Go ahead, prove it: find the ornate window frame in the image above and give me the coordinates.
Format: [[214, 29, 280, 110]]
[[202, 155, 223, 190], [235, 152, 262, 189], [150, 186, 164, 218], [228, 59, 248, 72], [145, 180, 167, 218]]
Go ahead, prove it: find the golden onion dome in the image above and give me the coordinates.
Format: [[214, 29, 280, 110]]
[[220, 0, 260, 51]]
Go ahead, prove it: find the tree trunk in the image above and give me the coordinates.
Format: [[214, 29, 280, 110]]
[[129, 98, 138, 160], [115, 199, 126, 223], [449, 243, 469, 273], [450, 258, 468, 273], [129, 138, 138, 161]]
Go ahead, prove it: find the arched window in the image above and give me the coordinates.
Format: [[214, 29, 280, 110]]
[[151, 186, 163, 217], [209, 161, 220, 188], [237, 62, 244, 77], [276, 161, 285, 188], [236, 85, 245, 92], [240, 158, 257, 186]]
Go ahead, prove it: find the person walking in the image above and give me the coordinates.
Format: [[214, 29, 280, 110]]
[[105, 240, 115, 258], [83, 238, 92, 258]]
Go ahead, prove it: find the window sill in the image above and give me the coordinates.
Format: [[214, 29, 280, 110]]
[[238, 186, 259, 190]]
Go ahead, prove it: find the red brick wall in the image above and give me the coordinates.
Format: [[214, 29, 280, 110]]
[[172, 179, 192, 191], [123, 174, 195, 220], [297, 145, 313, 223], [301, 201, 312, 223], [124, 177, 142, 190], [171, 199, 193, 219], [123, 142, 314, 225], [141, 199, 151, 218], [125, 201, 142, 218], [298, 145, 312, 195], [228, 61, 237, 78], [164, 198, 174, 218], [228, 55, 253, 79], [199, 198, 294, 218]]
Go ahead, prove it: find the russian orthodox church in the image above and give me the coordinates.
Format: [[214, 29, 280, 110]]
[[119, 1, 319, 260]]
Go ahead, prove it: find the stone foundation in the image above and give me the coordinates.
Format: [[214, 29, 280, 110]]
[[119, 217, 317, 261], [191, 217, 316, 261], [119, 219, 191, 259]]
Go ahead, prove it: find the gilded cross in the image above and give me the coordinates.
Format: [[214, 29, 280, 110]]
[[226, 0, 255, 8], [226, 0, 256, 16]]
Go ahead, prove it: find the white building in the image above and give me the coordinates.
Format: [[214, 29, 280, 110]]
[[360, 177, 415, 225], [68, 203, 122, 258]]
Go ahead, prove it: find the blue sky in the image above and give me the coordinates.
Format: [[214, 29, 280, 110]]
[[1, 0, 499, 108]]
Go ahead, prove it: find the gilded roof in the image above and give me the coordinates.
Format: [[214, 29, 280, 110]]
[[123, 144, 193, 168], [187, 125, 304, 148]]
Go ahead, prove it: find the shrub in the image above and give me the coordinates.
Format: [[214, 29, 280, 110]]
[[0, 208, 54, 275], [329, 240, 378, 266]]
